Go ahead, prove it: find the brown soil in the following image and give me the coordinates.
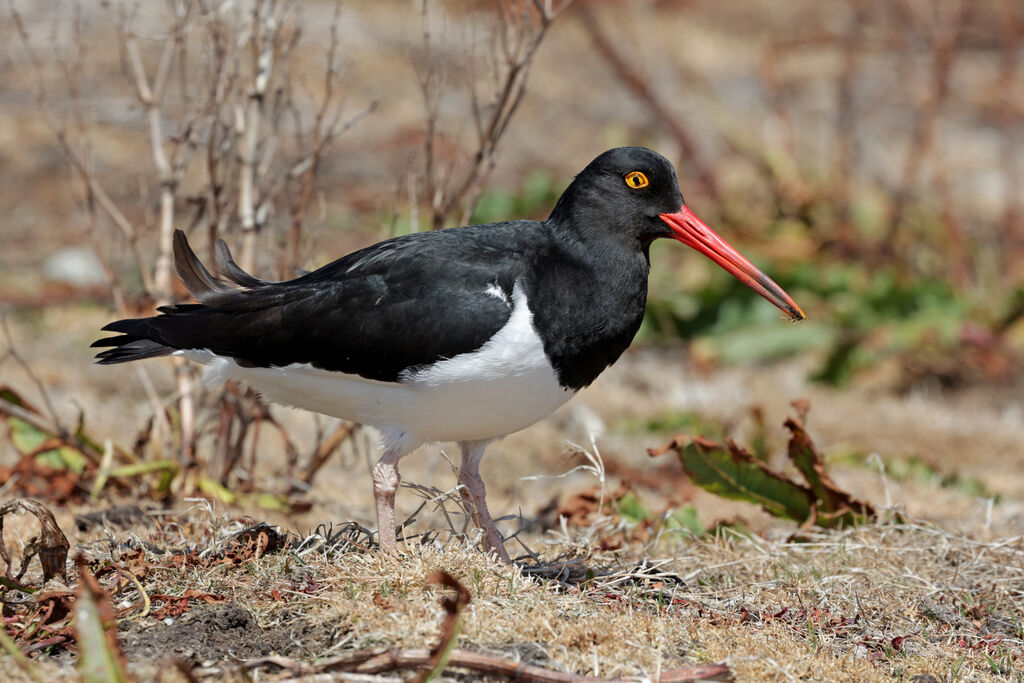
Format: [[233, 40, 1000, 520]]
[[119, 604, 349, 665]]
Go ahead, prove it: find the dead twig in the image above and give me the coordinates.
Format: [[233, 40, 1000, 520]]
[[878, 0, 964, 259], [413, 571, 471, 683], [237, 0, 283, 273], [419, 0, 571, 230], [246, 648, 733, 682], [300, 422, 356, 485], [577, 7, 719, 204], [832, 0, 867, 254], [117, 3, 200, 465]]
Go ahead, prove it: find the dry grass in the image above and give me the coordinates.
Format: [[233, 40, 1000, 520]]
[[4, 502, 1021, 682]]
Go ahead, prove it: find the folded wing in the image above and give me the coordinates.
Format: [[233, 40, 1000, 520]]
[[93, 227, 530, 382]]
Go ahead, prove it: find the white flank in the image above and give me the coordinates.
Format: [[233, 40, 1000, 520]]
[[176, 282, 574, 446]]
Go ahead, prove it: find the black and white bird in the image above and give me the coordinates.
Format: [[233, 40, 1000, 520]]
[[93, 147, 804, 563]]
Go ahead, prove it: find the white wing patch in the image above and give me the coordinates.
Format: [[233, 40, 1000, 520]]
[[484, 283, 511, 308]]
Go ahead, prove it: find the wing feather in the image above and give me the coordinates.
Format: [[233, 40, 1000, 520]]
[[93, 223, 541, 381]]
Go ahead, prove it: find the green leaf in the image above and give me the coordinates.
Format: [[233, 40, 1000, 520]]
[[671, 437, 814, 523], [254, 493, 295, 512], [666, 505, 703, 536], [196, 476, 238, 504], [8, 416, 87, 473], [74, 579, 129, 683], [616, 491, 651, 523], [35, 446, 88, 474], [108, 460, 179, 479], [9, 417, 51, 454]]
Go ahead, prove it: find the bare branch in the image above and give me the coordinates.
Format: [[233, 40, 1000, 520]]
[[878, 0, 963, 256], [238, 0, 280, 273], [8, 1, 156, 295], [418, 0, 570, 230], [578, 6, 719, 204]]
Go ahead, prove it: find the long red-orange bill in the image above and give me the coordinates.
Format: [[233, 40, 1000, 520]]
[[659, 206, 806, 321]]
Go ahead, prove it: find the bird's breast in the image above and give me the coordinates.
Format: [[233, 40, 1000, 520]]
[[398, 282, 575, 440], [525, 246, 650, 390]]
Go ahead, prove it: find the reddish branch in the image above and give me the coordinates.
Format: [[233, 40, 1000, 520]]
[[878, 0, 964, 258], [301, 422, 357, 484], [832, 1, 866, 254], [996, 3, 1023, 260], [577, 7, 719, 203], [245, 649, 733, 682], [420, 0, 572, 230]]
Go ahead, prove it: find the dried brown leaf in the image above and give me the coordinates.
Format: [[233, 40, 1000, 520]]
[[415, 571, 471, 683], [0, 498, 70, 586], [785, 417, 876, 525]]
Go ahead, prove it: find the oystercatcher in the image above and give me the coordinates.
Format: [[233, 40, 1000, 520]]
[[94, 147, 804, 562]]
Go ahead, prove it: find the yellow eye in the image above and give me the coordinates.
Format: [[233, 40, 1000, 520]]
[[625, 171, 649, 189]]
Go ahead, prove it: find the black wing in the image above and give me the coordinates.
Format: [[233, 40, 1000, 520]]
[[93, 224, 542, 382]]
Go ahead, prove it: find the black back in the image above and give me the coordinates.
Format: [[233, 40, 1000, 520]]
[[94, 147, 689, 390]]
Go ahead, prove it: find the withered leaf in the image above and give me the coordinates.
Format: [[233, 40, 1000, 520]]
[[0, 498, 70, 586]]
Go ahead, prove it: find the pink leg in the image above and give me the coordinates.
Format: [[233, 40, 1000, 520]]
[[372, 448, 403, 553], [458, 440, 512, 564]]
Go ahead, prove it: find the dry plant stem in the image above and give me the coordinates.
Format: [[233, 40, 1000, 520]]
[[123, 32, 176, 302], [577, 7, 719, 203], [413, 571, 471, 683], [122, 15, 198, 465], [0, 322, 103, 463], [301, 422, 356, 485], [238, 0, 279, 273], [879, 0, 963, 259], [247, 649, 733, 682], [932, 148, 969, 287], [832, 0, 865, 253], [421, 0, 571, 230], [0, 314, 65, 442], [996, 3, 1024, 258], [7, 2, 154, 295]]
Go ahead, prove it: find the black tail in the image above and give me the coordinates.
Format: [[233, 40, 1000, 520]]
[[91, 230, 263, 364], [92, 334, 174, 364]]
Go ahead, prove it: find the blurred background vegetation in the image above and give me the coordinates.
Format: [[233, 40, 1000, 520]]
[[1, 0, 1022, 500]]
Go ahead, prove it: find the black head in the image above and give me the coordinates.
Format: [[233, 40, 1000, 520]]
[[548, 147, 684, 247], [548, 147, 806, 321]]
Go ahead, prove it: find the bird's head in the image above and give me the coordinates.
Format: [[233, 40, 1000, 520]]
[[550, 147, 806, 322]]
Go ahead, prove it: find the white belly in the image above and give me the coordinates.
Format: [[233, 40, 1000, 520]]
[[178, 283, 575, 445]]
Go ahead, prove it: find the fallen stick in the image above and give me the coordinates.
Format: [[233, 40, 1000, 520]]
[[244, 648, 733, 682]]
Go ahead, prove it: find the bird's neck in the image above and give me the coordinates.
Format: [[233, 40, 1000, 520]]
[[527, 218, 651, 391]]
